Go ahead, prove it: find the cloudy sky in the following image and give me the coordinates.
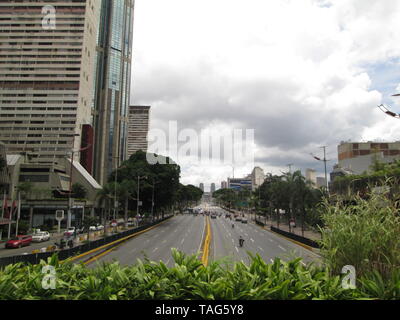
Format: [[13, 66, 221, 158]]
[[130, 0, 400, 191]]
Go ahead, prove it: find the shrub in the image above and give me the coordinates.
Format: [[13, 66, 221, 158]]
[[1, 250, 399, 300], [319, 192, 400, 279]]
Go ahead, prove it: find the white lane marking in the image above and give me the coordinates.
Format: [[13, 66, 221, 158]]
[[258, 246, 264, 252], [166, 259, 171, 265], [152, 247, 158, 252], [301, 261, 306, 266], [235, 247, 239, 253], [250, 238, 254, 243], [278, 245, 287, 252], [181, 238, 185, 245], [232, 239, 234, 243], [269, 239, 274, 243]]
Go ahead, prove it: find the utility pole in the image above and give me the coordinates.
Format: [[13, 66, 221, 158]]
[[320, 146, 329, 192]]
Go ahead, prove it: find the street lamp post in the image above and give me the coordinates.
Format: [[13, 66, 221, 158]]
[[311, 147, 330, 194], [136, 175, 147, 218]]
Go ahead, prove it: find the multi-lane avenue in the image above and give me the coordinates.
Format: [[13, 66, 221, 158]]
[[87, 206, 320, 268]]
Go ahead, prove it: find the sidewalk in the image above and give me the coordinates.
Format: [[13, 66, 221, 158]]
[[255, 217, 322, 242]]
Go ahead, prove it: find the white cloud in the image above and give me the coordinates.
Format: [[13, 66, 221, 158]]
[[132, 0, 400, 185]]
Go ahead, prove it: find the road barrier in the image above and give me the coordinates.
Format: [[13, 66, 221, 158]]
[[0, 216, 173, 268], [270, 226, 320, 249], [201, 216, 211, 266]]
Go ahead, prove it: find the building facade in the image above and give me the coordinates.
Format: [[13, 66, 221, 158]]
[[92, 0, 135, 185], [221, 181, 228, 189], [127, 105, 150, 158], [0, 1, 100, 165], [251, 167, 265, 190], [305, 168, 317, 187], [210, 183, 216, 194], [338, 141, 400, 175], [199, 183, 204, 192], [228, 177, 252, 191]]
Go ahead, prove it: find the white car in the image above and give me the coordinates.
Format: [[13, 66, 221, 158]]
[[96, 224, 104, 231], [89, 226, 97, 231], [32, 231, 50, 242]]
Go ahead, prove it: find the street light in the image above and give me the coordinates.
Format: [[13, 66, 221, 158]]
[[136, 175, 147, 218], [311, 147, 330, 193]]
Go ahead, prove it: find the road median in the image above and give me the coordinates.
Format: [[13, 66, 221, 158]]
[[201, 216, 211, 266]]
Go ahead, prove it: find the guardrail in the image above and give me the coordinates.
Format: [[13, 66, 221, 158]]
[[0, 215, 173, 268], [270, 226, 320, 249]]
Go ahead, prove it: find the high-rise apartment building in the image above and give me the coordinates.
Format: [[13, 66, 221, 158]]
[[199, 183, 204, 192], [92, 0, 135, 185], [0, 1, 101, 165], [221, 181, 228, 189], [305, 168, 317, 187], [210, 183, 216, 194], [127, 105, 150, 158], [251, 167, 265, 190]]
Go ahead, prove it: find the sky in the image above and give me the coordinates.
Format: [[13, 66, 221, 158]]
[[130, 0, 400, 191]]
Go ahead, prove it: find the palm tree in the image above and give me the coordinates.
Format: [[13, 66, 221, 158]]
[[96, 183, 114, 230]]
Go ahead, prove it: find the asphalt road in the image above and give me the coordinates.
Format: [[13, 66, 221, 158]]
[[210, 208, 320, 266], [85, 207, 320, 269], [88, 214, 206, 268]]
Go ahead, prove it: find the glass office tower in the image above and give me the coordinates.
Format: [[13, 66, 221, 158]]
[[92, 0, 134, 185]]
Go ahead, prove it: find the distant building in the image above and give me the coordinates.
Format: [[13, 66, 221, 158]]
[[199, 183, 204, 192], [210, 183, 216, 194], [228, 177, 252, 191], [316, 177, 327, 189], [127, 106, 151, 158], [305, 169, 317, 187], [338, 141, 400, 175], [221, 181, 228, 189], [251, 167, 265, 190], [330, 164, 354, 182]]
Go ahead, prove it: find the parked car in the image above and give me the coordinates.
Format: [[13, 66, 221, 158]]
[[32, 231, 50, 242], [89, 226, 97, 231], [64, 227, 75, 237], [241, 218, 248, 224], [211, 214, 217, 219], [5, 235, 32, 249], [235, 216, 242, 222], [96, 224, 104, 231]]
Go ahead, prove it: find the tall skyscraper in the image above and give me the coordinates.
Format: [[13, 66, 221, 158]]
[[127, 105, 150, 158], [210, 183, 216, 194], [199, 183, 204, 192], [92, 0, 135, 185], [0, 1, 101, 164]]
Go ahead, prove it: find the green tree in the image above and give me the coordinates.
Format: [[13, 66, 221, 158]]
[[71, 183, 88, 199]]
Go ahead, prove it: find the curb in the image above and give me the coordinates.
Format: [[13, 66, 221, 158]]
[[66, 217, 174, 265], [251, 219, 319, 253]]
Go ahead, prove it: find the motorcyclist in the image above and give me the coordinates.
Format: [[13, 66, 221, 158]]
[[232, 223, 235, 229], [239, 236, 244, 247]]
